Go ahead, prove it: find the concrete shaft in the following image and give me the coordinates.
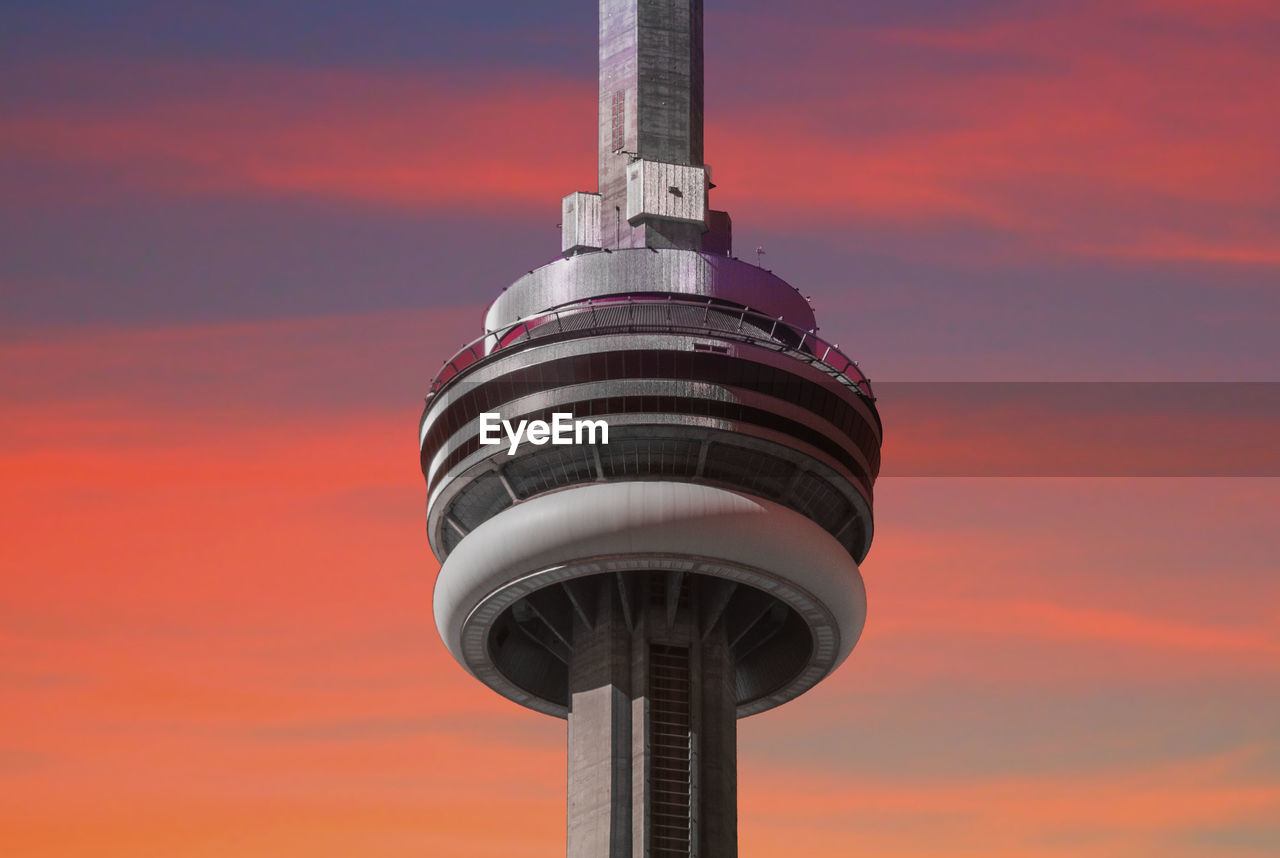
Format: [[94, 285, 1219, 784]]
[[599, 0, 705, 250], [568, 573, 736, 858]]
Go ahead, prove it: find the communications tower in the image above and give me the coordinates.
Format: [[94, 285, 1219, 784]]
[[421, 2, 881, 855]]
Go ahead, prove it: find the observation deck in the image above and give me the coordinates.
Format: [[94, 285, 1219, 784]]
[[422, 249, 880, 719]]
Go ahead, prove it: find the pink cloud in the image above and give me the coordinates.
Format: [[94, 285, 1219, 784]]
[[5, 0, 1277, 265]]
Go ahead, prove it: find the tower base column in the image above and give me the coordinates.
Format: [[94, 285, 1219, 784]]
[[566, 573, 737, 858]]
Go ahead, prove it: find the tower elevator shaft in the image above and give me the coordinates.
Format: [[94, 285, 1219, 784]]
[[567, 573, 737, 858]]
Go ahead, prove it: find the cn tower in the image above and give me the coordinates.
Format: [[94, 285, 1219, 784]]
[[420, 1, 881, 855]]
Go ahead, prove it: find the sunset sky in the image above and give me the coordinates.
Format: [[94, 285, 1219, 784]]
[[2, 1, 1278, 856]]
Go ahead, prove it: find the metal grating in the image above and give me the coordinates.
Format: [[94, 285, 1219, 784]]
[[788, 470, 853, 533], [516, 302, 776, 343], [439, 521, 463, 554], [649, 644, 692, 857], [448, 472, 512, 532], [703, 441, 795, 497], [502, 445, 597, 498], [437, 434, 870, 562], [599, 436, 700, 479]]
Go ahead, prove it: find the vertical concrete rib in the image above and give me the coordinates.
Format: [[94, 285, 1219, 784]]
[[635, 0, 703, 166], [568, 583, 633, 857], [695, 619, 736, 857]]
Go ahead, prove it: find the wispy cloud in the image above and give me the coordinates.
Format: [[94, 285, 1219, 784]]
[[741, 747, 1280, 858], [5, 0, 1277, 268]]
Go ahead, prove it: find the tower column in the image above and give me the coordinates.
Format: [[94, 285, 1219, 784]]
[[567, 574, 737, 858], [568, 578, 634, 856], [598, 0, 706, 251]]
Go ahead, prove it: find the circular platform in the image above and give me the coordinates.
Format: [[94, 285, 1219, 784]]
[[434, 481, 866, 718]]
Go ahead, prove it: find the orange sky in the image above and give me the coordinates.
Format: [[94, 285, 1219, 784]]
[[3, 317, 1277, 857], [2, 0, 1278, 855]]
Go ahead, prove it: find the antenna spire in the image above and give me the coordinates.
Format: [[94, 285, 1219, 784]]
[[561, 0, 731, 256]]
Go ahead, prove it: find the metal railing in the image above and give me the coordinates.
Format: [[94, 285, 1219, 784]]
[[426, 295, 875, 401]]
